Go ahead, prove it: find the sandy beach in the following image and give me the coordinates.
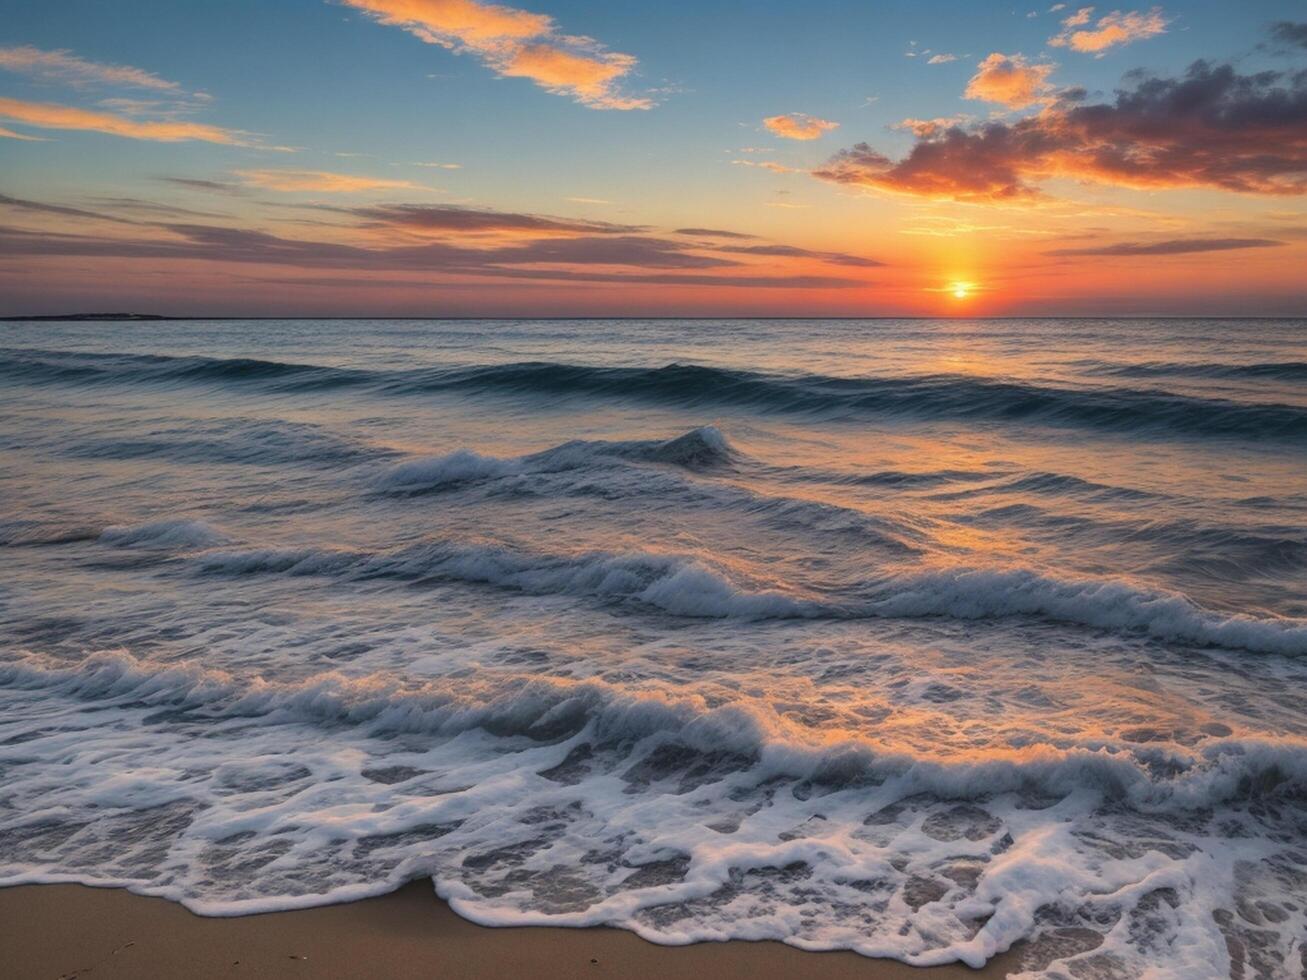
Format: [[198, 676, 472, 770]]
[[0, 881, 1021, 979]]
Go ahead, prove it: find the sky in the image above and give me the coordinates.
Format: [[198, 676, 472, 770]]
[[1, 0, 1305, 317]]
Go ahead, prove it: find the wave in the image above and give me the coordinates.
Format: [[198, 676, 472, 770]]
[[4, 648, 1306, 809], [0, 347, 368, 391], [377, 426, 735, 493], [196, 541, 819, 620], [6, 349, 1305, 441], [4, 649, 1305, 973], [862, 567, 1307, 657], [100, 519, 228, 550], [190, 537, 1307, 655]]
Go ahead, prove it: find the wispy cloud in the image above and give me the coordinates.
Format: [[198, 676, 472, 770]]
[[717, 243, 882, 267], [340, 0, 650, 109], [156, 177, 246, 195], [964, 53, 1057, 109], [0, 192, 134, 224], [0, 96, 250, 144], [0, 194, 875, 293], [1045, 237, 1285, 256], [1269, 22, 1307, 51], [732, 159, 801, 174], [348, 203, 635, 234], [1048, 6, 1168, 55], [0, 45, 183, 91], [233, 169, 426, 192], [762, 113, 839, 140], [927, 53, 957, 64], [675, 228, 757, 240], [0, 124, 48, 141]]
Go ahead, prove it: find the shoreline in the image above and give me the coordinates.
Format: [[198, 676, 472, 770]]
[[0, 880, 1019, 978]]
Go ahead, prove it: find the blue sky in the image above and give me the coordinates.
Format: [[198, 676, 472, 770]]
[[1, 0, 1305, 315]]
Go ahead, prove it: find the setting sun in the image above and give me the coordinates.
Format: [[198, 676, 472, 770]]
[[951, 282, 973, 299]]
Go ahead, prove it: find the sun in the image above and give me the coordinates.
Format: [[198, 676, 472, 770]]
[[950, 281, 972, 299]]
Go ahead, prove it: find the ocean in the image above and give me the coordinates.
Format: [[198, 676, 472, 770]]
[[1, 317, 1305, 977]]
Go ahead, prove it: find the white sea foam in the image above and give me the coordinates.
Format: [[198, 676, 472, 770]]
[[1, 649, 1305, 976]]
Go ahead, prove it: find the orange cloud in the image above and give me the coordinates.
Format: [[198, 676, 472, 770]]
[[0, 45, 182, 91], [763, 113, 839, 140], [341, 0, 648, 109], [233, 169, 424, 192], [1049, 6, 1167, 54], [0, 96, 248, 144], [964, 53, 1057, 109], [500, 44, 642, 108]]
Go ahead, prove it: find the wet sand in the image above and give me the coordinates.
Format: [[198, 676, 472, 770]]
[[0, 880, 1018, 978]]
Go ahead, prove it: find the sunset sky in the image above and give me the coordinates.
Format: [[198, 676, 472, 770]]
[[2, 0, 1305, 316]]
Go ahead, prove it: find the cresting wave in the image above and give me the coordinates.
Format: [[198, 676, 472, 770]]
[[5, 348, 1305, 441], [4, 648, 1306, 809], [377, 425, 736, 492], [186, 536, 1307, 655]]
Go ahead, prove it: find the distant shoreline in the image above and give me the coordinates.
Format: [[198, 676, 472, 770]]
[[2, 314, 1303, 322], [0, 313, 175, 321]]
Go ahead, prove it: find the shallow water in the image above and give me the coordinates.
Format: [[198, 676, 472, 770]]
[[2, 318, 1306, 978]]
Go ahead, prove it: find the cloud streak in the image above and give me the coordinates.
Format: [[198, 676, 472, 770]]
[[0, 45, 183, 91], [0, 96, 249, 145], [234, 169, 425, 192], [350, 203, 637, 234], [0, 194, 877, 293], [340, 0, 649, 109], [1045, 237, 1286, 256]]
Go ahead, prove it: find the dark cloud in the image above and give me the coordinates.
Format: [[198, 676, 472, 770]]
[[85, 197, 228, 220], [0, 222, 742, 275], [1045, 237, 1287, 256], [0, 193, 878, 291], [250, 271, 864, 290], [0, 192, 133, 224], [674, 227, 757, 239], [1269, 22, 1307, 50], [154, 176, 245, 195], [351, 204, 640, 235], [483, 234, 733, 268], [815, 61, 1307, 201], [718, 243, 884, 267]]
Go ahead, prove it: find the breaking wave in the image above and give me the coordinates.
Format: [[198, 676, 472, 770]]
[[188, 537, 1307, 655]]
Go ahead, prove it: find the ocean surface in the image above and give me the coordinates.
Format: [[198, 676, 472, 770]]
[[2, 317, 1306, 978]]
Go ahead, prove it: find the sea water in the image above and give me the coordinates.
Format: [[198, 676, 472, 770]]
[[1, 318, 1305, 977]]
